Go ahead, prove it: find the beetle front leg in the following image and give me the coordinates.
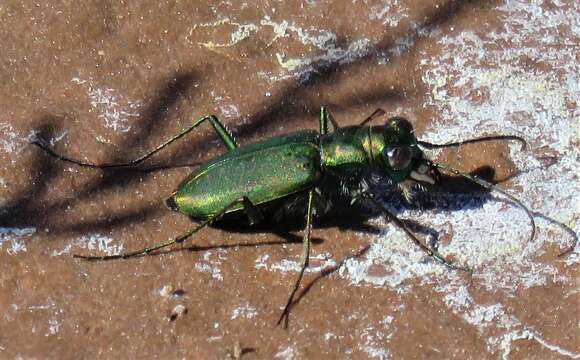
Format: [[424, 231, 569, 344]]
[[277, 189, 314, 328], [357, 108, 386, 126], [363, 194, 471, 273]]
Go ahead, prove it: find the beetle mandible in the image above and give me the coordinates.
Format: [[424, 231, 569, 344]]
[[33, 106, 543, 326]]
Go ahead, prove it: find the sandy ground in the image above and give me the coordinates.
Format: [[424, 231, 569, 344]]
[[0, 1, 578, 359]]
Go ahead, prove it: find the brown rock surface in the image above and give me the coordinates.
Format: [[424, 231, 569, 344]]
[[0, 1, 578, 359]]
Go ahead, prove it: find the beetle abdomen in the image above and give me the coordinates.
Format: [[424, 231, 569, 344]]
[[168, 130, 321, 219]]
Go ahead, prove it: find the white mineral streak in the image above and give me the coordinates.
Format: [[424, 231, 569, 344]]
[[0, 226, 36, 254], [51, 233, 122, 257], [190, 15, 376, 83], [71, 77, 142, 132]]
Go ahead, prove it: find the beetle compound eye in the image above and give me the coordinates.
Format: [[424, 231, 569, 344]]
[[385, 146, 412, 170]]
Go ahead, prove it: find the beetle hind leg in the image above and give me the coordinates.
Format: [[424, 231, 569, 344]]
[[277, 190, 314, 328], [73, 197, 252, 261], [31, 114, 238, 169], [319, 106, 340, 134]]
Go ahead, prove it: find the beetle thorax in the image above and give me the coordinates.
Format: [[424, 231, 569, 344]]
[[320, 126, 384, 175]]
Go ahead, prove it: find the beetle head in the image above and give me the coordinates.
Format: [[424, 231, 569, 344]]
[[380, 117, 441, 185]]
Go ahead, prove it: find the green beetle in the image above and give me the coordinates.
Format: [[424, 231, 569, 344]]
[[166, 113, 438, 219], [32, 106, 536, 326]]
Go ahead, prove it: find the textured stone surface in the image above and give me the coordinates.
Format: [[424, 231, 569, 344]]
[[0, 1, 578, 359]]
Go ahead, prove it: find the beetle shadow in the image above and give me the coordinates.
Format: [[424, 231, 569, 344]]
[[0, 119, 63, 228], [4, 0, 501, 246], [0, 71, 200, 233], [154, 0, 497, 169], [192, 165, 502, 252]]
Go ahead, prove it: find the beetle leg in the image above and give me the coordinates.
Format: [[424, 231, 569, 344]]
[[73, 197, 249, 261], [203, 115, 238, 150], [31, 115, 237, 169], [319, 107, 386, 133], [364, 194, 471, 273], [277, 189, 314, 328], [319, 106, 340, 134], [358, 108, 386, 126], [240, 196, 263, 225]]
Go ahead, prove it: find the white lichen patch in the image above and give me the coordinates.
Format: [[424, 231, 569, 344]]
[[260, 15, 374, 80], [359, 322, 392, 360], [190, 15, 376, 83], [208, 90, 243, 122], [367, 0, 409, 28], [193, 249, 228, 281], [274, 345, 298, 360], [230, 301, 258, 320], [0, 124, 45, 165], [0, 226, 36, 254], [71, 77, 142, 132], [255, 252, 336, 274], [0, 123, 24, 154], [51, 233, 122, 257], [194, 18, 259, 49], [497, 328, 580, 360]]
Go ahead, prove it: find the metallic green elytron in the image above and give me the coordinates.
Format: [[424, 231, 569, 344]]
[[33, 106, 540, 327]]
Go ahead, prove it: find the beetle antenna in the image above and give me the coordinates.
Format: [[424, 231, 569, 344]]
[[418, 135, 527, 151], [431, 162, 536, 244]]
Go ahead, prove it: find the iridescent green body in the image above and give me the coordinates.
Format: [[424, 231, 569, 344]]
[[169, 119, 423, 219], [172, 130, 320, 217]]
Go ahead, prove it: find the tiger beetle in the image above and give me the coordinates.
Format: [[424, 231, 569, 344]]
[[33, 106, 556, 327]]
